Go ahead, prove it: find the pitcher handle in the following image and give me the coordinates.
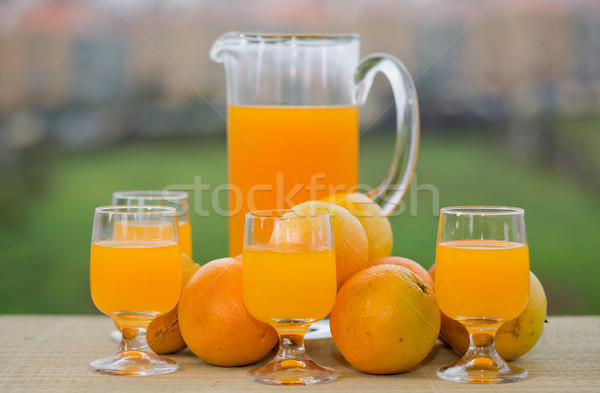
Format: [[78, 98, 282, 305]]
[[355, 54, 420, 216]]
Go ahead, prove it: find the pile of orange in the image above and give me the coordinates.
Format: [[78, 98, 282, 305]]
[[144, 192, 547, 374]]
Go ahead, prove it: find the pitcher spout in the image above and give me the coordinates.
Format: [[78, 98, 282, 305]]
[[209, 31, 246, 63]]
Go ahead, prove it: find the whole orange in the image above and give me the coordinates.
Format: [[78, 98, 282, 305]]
[[428, 263, 435, 284], [371, 256, 434, 290], [330, 264, 440, 374], [290, 201, 369, 290], [178, 257, 278, 367], [320, 193, 393, 261]]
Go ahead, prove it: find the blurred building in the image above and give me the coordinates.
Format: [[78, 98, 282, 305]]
[[0, 0, 599, 149]]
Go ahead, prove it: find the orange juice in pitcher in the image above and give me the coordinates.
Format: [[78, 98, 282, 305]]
[[228, 105, 359, 255]]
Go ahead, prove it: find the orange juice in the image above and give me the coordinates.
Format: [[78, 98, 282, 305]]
[[178, 220, 192, 257], [228, 105, 359, 256], [114, 220, 175, 241], [90, 240, 182, 316], [114, 220, 192, 257], [435, 239, 529, 321], [242, 244, 336, 323]]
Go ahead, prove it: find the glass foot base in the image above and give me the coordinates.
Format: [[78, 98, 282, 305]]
[[437, 356, 527, 384], [90, 350, 178, 376], [248, 358, 337, 385]]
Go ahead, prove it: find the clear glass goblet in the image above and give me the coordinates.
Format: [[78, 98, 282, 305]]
[[435, 206, 530, 383], [89, 206, 182, 376], [242, 209, 338, 385]]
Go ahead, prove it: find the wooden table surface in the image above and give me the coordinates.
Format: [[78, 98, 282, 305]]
[[0, 315, 598, 392]]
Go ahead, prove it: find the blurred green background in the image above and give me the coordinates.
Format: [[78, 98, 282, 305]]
[[2, 124, 599, 315], [1, 0, 599, 315]]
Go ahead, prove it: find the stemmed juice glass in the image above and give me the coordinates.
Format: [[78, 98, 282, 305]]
[[112, 191, 192, 257], [435, 206, 530, 383], [242, 210, 337, 385], [89, 206, 182, 375]]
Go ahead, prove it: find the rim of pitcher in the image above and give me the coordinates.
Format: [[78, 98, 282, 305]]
[[230, 32, 360, 43]]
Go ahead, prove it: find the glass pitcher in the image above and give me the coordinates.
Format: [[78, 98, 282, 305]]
[[210, 32, 419, 256]]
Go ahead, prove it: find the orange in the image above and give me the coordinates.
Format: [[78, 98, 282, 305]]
[[428, 263, 435, 284], [330, 264, 440, 374], [146, 253, 200, 354], [320, 193, 393, 261], [438, 270, 547, 361], [290, 201, 369, 290], [371, 256, 434, 290], [178, 257, 278, 367]]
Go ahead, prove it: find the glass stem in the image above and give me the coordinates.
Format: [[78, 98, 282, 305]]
[[274, 325, 310, 360], [113, 312, 154, 353], [119, 326, 150, 353], [462, 319, 503, 364]]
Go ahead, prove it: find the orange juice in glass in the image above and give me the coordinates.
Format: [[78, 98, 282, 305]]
[[242, 243, 336, 323], [435, 239, 529, 321], [89, 206, 181, 376], [242, 210, 337, 385], [112, 191, 192, 257], [211, 33, 421, 256], [90, 239, 181, 317], [435, 206, 530, 384], [113, 220, 175, 241], [177, 220, 192, 257]]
